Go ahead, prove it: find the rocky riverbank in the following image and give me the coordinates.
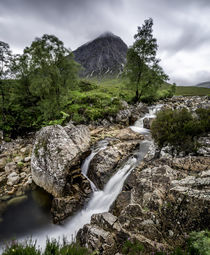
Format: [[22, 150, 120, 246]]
[[0, 137, 34, 222], [0, 95, 209, 253], [75, 96, 210, 254]]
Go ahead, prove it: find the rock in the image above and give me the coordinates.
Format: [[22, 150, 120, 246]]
[[5, 162, 17, 173], [0, 157, 7, 171], [13, 156, 23, 163], [7, 172, 20, 186], [116, 109, 131, 125], [7, 195, 27, 206], [77, 224, 115, 254], [121, 101, 129, 109], [24, 156, 31, 162], [114, 127, 144, 141], [88, 140, 140, 189], [31, 124, 90, 197], [143, 117, 153, 129], [91, 212, 118, 231], [51, 174, 92, 223], [172, 156, 210, 172]]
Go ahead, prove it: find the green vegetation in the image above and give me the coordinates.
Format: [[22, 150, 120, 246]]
[[0, 20, 208, 138], [2, 239, 92, 255], [2, 231, 210, 255], [175, 86, 210, 96], [188, 230, 210, 255], [124, 18, 169, 102], [151, 108, 210, 154], [121, 231, 210, 254]]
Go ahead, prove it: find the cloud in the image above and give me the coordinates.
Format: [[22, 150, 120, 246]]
[[0, 0, 210, 86]]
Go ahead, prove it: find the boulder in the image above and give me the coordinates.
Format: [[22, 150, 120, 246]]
[[88, 140, 140, 189], [115, 109, 131, 125], [31, 124, 90, 197]]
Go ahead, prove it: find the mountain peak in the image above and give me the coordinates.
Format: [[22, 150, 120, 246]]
[[97, 31, 119, 39], [73, 33, 128, 78]]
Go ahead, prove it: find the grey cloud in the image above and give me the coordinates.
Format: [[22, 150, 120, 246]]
[[164, 22, 210, 54], [1, 0, 210, 86]]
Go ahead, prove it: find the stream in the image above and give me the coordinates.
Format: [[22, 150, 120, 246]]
[[0, 104, 162, 251]]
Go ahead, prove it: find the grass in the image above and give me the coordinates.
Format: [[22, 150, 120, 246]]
[[175, 86, 210, 96], [95, 78, 210, 98]]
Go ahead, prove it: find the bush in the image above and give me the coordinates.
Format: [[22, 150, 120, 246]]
[[151, 108, 208, 154], [66, 91, 122, 123], [78, 80, 98, 91], [188, 230, 210, 255]]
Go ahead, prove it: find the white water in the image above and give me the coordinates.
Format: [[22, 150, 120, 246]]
[[1, 104, 161, 251], [81, 140, 108, 191], [130, 104, 162, 134]]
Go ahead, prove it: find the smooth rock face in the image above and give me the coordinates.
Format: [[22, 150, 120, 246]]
[[31, 124, 90, 197]]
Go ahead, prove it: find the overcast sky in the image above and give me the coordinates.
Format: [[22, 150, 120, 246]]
[[1, 0, 210, 86]]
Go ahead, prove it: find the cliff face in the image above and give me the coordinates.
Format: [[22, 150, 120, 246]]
[[73, 32, 128, 78]]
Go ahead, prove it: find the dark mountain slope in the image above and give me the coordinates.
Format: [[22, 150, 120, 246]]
[[73, 32, 128, 78], [196, 81, 210, 89]]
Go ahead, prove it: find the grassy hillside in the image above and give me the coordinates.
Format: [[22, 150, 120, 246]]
[[175, 86, 210, 96], [97, 78, 210, 97]]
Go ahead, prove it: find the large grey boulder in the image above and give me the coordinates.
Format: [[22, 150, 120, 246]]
[[31, 124, 90, 197]]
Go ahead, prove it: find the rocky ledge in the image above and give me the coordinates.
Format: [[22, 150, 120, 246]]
[[77, 152, 210, 254], [88, 127, 144, 189]]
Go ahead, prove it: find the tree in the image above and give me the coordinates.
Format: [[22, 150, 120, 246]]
[[124, 18, 169, 102], [13, 34, 80, 121], [0, 41, 12, 133]]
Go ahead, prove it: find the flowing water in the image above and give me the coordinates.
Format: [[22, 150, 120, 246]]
[[81, 140, 108, 191], [0, 104, 162, 251]]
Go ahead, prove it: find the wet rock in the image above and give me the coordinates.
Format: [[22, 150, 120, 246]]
[[143, 117, 153, 129], [51, 173, 92, 223], [31, 124, 90, 197], [114, 127, 143, 141], [88, 140, 140, 189], [7, 195, 27, 206]]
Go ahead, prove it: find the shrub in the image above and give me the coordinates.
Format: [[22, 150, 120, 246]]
[[188, 230, 210, 255], [151, 108, 207, 154], [196, 108, 210, 133], [78, 80, 98, 92], [66, 91, 122, 123]]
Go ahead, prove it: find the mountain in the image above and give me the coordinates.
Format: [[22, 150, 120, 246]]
[[73, 32, 128, 78], [196, 81, 210, 88]]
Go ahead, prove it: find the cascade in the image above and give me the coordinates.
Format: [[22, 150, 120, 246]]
[[1, 104, 162, 251]]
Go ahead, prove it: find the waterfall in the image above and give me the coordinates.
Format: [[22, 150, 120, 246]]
[[81, 140, 108, 191], [130, 104, 162, 134], [1, 104, 162, 251]]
